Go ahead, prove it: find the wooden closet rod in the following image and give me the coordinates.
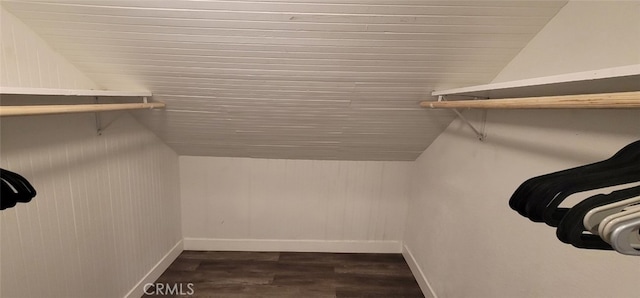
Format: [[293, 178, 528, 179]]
[[0, 102, 166, 117], [421, 91, 640, 109]]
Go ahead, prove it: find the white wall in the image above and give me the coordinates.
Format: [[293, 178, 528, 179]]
[[0, 6, 182, 298], [404, 1, 640, 297], [0, 7, 98, 89], [180, 156, 411, 253], [493, 0, 640, 82], [405, 110, 640, 298]]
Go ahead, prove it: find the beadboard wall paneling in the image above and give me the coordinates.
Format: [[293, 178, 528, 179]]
[[0, 7, 97, 89], [2, 0, 568, 160], [0, 113, 181, 298], [0, 7, 181, 297], [180, 156, 411, 252]]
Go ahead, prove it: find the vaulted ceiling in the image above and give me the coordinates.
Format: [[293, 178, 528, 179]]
[[2, 0, 567, 160]]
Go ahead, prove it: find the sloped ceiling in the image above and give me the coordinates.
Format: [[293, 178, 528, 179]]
[[2, 0, 566, 160]]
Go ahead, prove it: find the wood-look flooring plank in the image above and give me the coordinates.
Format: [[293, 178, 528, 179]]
[[178, 251, 280, 261], [271, 271, 337, 289], [163, 258, 200, 272], [335, 262, 415, 277], [192, 284, 336, 298], [156, 269, 275, 284]]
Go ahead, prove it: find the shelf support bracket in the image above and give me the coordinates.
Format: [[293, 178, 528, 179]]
[[441, 96, 486, 141], [94, 97, 103, 136]]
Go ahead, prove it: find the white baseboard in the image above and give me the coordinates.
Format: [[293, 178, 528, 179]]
[[183, 238, 402, 253], [402, 244, 437, 298], [125, 240, 184, 298]]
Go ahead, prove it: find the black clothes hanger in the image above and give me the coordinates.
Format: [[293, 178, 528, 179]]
[[1, 179, 18, 210], [1, 169, 36, 202], [556, 185, 640, 250], [0, 168, 37, 210], [509, 140, 640, 216], [509, 140, 640, 218], [525, 164, 640, 226]]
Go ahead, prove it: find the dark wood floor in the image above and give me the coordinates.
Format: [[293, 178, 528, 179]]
[[144, 251, 425, 298]]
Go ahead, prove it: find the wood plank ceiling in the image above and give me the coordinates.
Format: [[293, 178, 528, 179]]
[[2, 0, 567, 160]]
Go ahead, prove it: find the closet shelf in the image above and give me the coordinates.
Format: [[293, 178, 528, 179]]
[[431, 65, 640, 99], [0, 86, 152, 97], [423, 65, 640, 110]]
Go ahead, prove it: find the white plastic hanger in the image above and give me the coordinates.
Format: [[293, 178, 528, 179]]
[[598, 206, 640, 245], [609, 213, 640, 255], [583, 195, 640, 234]]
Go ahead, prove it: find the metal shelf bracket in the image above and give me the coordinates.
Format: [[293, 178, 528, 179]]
[[94, 97, 103, 136], [440, 96, 486, 141]]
